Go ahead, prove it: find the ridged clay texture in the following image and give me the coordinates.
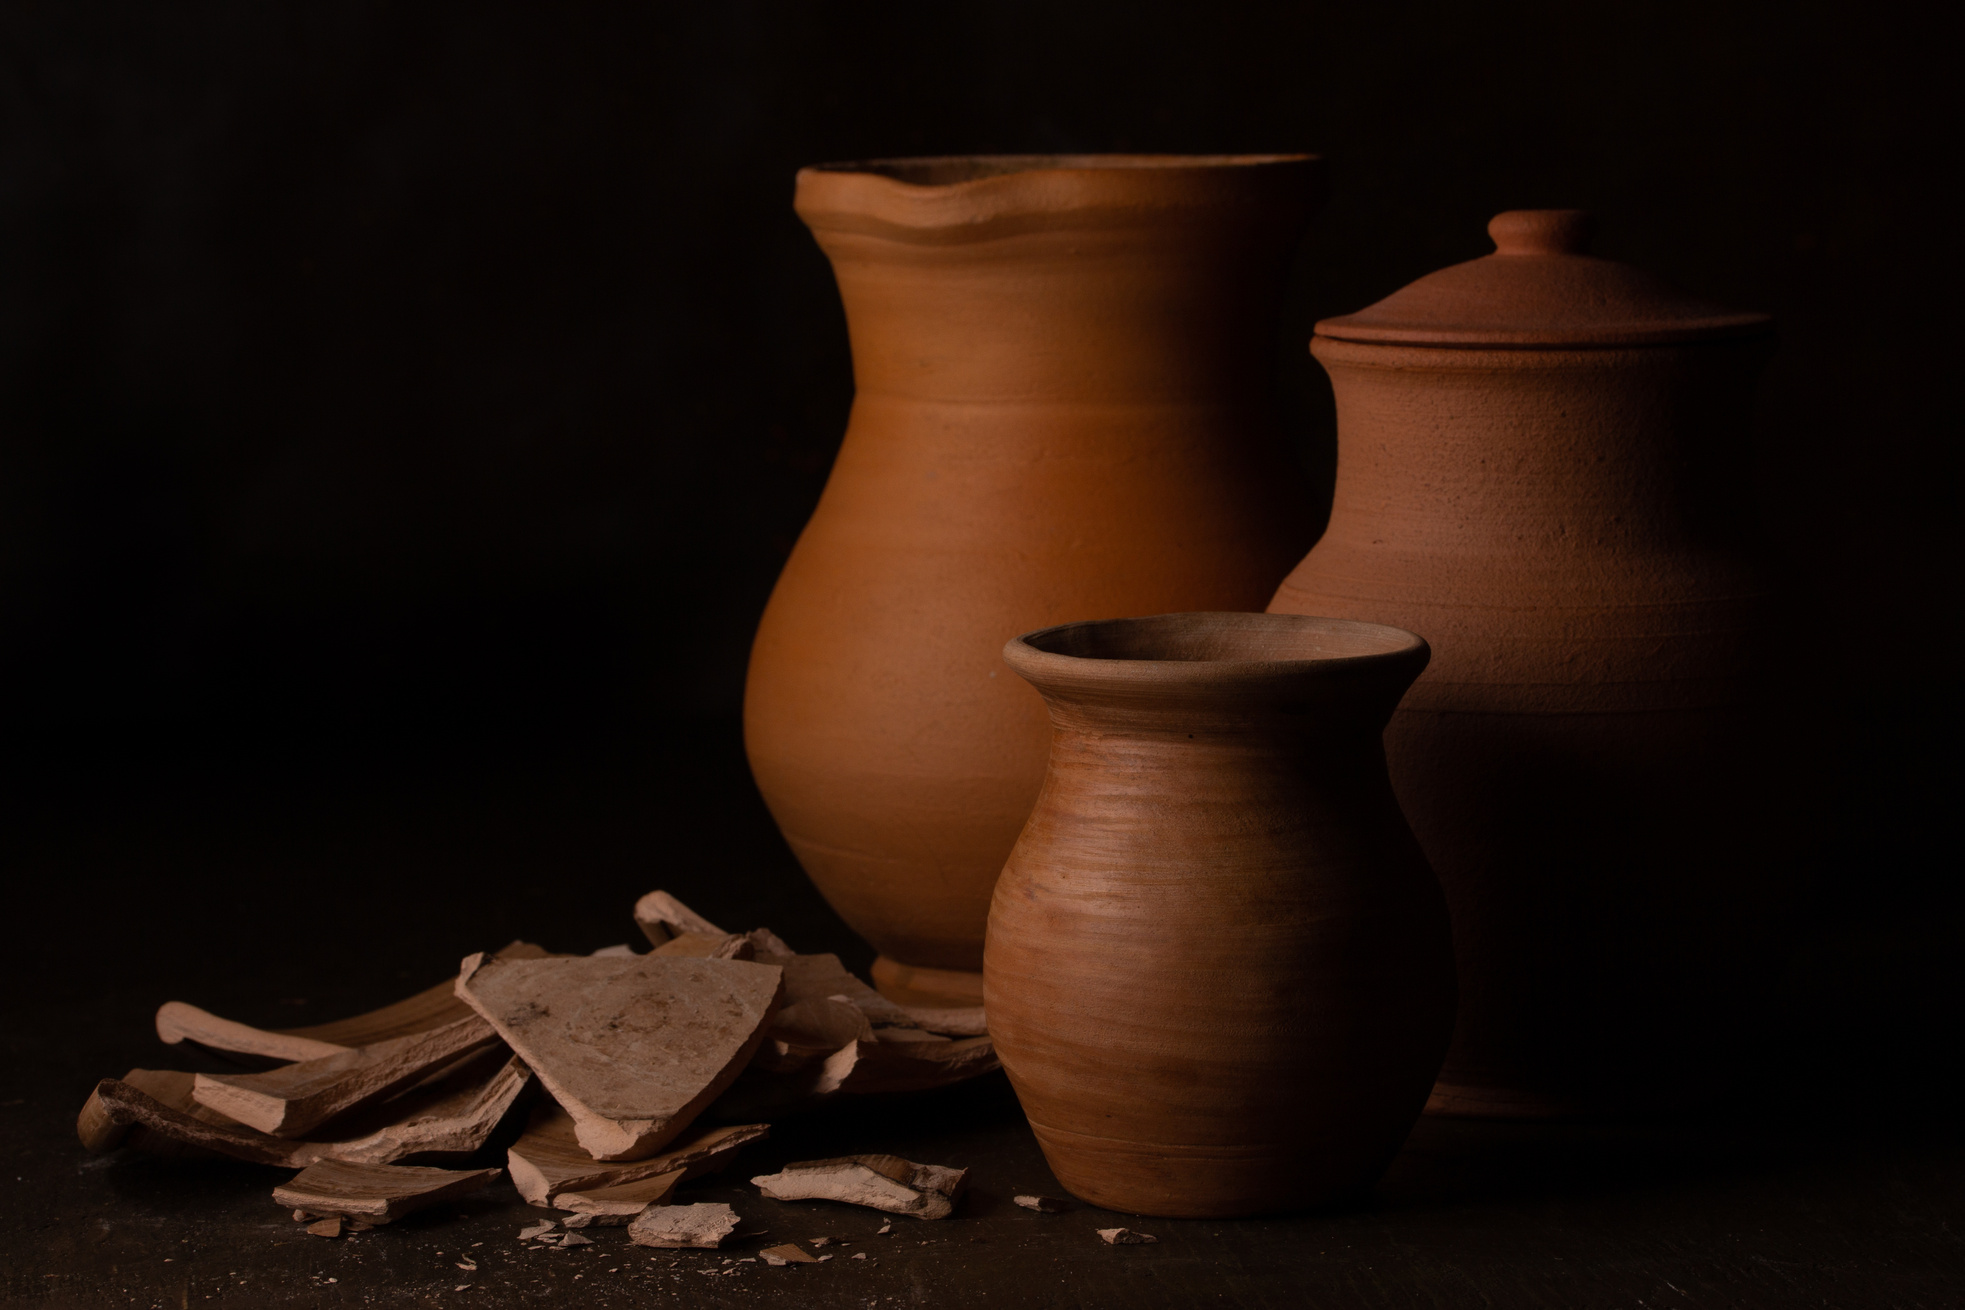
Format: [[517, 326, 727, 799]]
[[746, 155, 1323, 1003], [1270, 211, 1784, 1118], [985, 613, 1455, 1218]]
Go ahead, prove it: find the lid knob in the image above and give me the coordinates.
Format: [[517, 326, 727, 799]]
[[1488, 209, 1597, 256]]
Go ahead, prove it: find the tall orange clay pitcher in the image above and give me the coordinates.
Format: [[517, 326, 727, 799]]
[[746, 155, 1321, 1005]]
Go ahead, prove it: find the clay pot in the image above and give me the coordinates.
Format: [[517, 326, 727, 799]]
[[1269, 209, 1780, 1117], [746, 156, 1322, 1006], [984, 613, 1455, 1217]]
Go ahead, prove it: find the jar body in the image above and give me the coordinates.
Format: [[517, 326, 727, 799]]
[[746, 161, 1317, 1000], [1270, 338, 1781, 1115], [985, 613, 1455, 1217]]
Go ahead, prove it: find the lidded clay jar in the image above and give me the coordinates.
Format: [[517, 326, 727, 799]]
[[1270, 210, 1782, 1117]]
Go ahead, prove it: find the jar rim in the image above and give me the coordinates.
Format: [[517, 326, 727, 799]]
[[1005, 612, 1428, 692]]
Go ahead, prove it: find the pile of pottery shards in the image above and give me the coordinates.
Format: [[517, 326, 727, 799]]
[[75, 891, 994, 1246]]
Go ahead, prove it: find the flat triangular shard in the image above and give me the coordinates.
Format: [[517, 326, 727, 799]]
[[457, 952, 782, 1161], [505, 1102, 768, 1206], [193, 1014, 498, 1137], [752, 1154, 967, 1219], [626, 1201, 740, 1249], [271, 1159, 502, 1223]]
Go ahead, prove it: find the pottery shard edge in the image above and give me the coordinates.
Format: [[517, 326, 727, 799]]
[[191, 1014, 497, 1138], [751, 1154, 968, 1220], [454, 950, 784, 1161], [626, 1201, 740, 1250], [504, 1105, 770, 1207], [271, 1159, 502, 1224]]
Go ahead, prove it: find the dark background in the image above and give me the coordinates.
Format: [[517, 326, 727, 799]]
[[3, 5, 1962, 1305], [2, 0, 1958, 1104]]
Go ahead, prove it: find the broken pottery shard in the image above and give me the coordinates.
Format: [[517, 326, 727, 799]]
[[758, 1243, 818, 1265], [744, 928, 795, 960], [868, 1026, 950, 1045], [85, 1056, 524, 1169], [897, 1005, 988, 1037], [751, 1154, 968, 1220], [77, 1073, 142, 1153], [1098, 1228, 1157, 1245], [1015, 1194, 1070, 1213], [774, 998, 875, 1048], [271, 1159, 502, 1223], [80, 1069, 253, 1160], [505, 1101, 769, 1206], [779, 953, 914, 1027], [155, 941, 553, 1064], [753, 998, 876, 1073], [456, 951, 782, 1161], [517, 1221, 556, 1241], [85, 1077, 315, 1167], [632, 891, 726, 948], [558, 1232, 593, 1247], [626, 1202, 740, 1249], [708, 1032, 995, 1122], [316, 1050, 530, 1165], [554, 1168, 685, 1225], [829, 1035, 1000, 1097], [653, 932, 755, 961], [193, 1014, 499, 1138], [306, 1217, 343, 1239], [154, 1004, 350, 1065]]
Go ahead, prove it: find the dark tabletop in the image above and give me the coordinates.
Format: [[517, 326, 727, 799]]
[[4, 721, 1960, 1310]]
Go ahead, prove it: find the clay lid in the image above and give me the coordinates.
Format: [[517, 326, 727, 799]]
[[1315, 210, 1771, 347]]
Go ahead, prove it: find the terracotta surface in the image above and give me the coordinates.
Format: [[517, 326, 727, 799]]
[[745, 155, 1322, 1003], [1270, 210, 1781, 1117], [985, 613, 1455, 1217]]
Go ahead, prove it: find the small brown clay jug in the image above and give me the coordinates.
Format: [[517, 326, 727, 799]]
[[1269, 210, 1781, 1117], [985, 612, 1455, 1218], [747, 156, 1322, 1007]]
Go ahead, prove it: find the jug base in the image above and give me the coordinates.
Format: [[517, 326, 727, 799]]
[[872, 957, 985, 1009]]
